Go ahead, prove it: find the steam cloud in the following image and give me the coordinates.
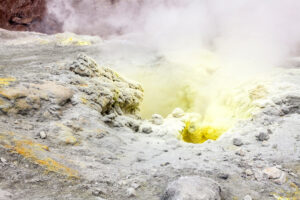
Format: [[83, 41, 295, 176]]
[[47, 0, 300, 119]]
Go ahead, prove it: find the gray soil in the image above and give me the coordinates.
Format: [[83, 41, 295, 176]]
[[0, 29, 299, 200]]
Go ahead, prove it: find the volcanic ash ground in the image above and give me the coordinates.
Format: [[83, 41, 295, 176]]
[[0, 29, 299, 200]]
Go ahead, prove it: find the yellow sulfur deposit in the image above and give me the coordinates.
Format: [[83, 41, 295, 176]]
[[0, 133, 79, 178], [180, 121, 227, 143], [178, 83, 267, 143], [58, 37, 91, 46], [12, 139, 79, 178], [0, 77, 16, 87]]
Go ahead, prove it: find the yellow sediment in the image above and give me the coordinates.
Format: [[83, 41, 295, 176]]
[[0, 135, 79, 178], [180, 121, 227, 143], [0, 77, 16, 87], [178, 83, 268, 143], [59, 37, 91, 46], [81, 97, 88, 104]]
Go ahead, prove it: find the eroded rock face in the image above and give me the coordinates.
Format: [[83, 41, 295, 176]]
[[0, 0, 61, 34], [70, 53, 144, 115], [0, 81, 73, 117], [0, 0, 44, 31], [162, 176, 222, 200]]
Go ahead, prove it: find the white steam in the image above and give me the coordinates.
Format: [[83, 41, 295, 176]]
[[47, 0, 300, 119]]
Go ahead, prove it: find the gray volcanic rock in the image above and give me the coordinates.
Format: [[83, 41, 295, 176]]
[[162, 176, 222, 200], [69, 53, 144, 115]]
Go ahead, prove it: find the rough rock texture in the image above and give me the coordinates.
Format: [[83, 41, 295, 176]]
[[69, 53, 143, 115], [0, 0, 62, 33], [0, 81, 73, 116], [0, 0, 44, 31], [162, 176, 222, 200], [0, 29, 299, 200]]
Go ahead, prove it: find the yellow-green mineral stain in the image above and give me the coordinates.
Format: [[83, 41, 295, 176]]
[[180, 120, 227, 143]]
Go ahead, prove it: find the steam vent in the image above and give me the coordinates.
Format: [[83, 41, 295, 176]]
[[0, 1, 300, 200]]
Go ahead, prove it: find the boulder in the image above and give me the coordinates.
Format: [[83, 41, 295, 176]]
[[162, 176, 222, 200], [70, 53, 143, 116]]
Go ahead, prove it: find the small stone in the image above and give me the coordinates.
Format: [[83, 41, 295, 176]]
[[245, 169, 253, 176], [171, 108, 184, 118], [256, 132, 269, 141], [289, 172, 298, 178], [102, 113, 116, 123], [235, 149, 246, 156], [160, 162, 170, 167], [92, 188, 107, 196], [196, 152, 202, 156], [274, 172, 286, 185], [14, 119, 21, 124], [126, 187, 136, 197], [263, 167, 282, 179], [255, 163, 264, 168], [261, 141, 269, 147], [267, 129, 272, 134], [39, 131, 47, 139], [0, 157, 7, 163], [112, 120, 123, 127], [233, 138, 243, 146], [243, 195, 252, 200], [141, 125, 153, 134], [151, 114, 164, 125], [217, 173, 229, 180]]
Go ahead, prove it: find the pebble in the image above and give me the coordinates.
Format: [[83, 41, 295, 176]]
[[217, 173, 229, 180], [289, 172, 298, 178], [233, 138, 243, 146], [235, 149, 246, 156], [263, 167, 282, 179], [274, 172, 286, 185], [0, 157, 7, 163], [245, 169, 253, 176], [92, 188, 107, 196], [171, 108, 184, 118], [141, 125, 153, 134], [126, 187, 136, 197], [151, 114, 164, 125], [256, 132, 269, 141], [39, 131, 47, 139]]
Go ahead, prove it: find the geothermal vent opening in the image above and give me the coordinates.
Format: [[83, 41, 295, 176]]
[[132, 51, 269, 144]]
